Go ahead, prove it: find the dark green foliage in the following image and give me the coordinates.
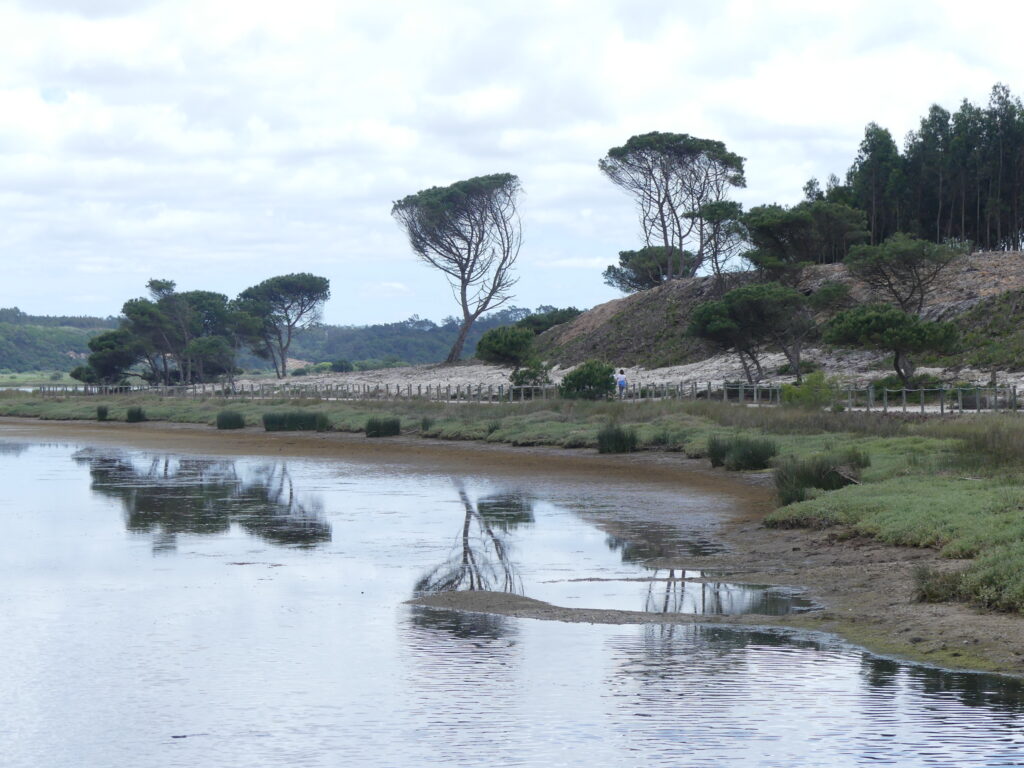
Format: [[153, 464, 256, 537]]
[[510, 359, 552, 386], [707, 434, 779, 470], [558, 360, 614, 399], [476, 326, 535, 366], [236, 273, 331, 378], [723, 437, 779, 470], [777, 360, 819, 375], [744, 201, 868, 280], [125, 406, 147, 423], [774, 450, 870, 505], [96, 405, 108, 421], [596, 423, 638, 453], [419, 416, 434, 432], [602, 246, 696, 292], [262, 411, 330, 432], [291, 368, 308, 376], [825, 304, 959, 386], [515, 306, 581, 334], [846, 233, 962, 314], [216, 410, 246, 430], [365, 416, 401, 437], [331, 359, 354, 372], [913, 565, 964, 604]]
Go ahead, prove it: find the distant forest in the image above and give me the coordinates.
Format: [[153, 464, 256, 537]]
[[0, 305, 555, 373]]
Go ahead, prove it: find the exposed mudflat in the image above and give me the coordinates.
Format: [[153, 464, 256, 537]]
[[5, 416, 1023, 676]]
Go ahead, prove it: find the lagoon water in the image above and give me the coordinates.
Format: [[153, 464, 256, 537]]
[[2, 437, 1023, 767]]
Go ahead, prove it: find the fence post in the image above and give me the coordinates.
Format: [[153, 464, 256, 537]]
[[957, 388, 963, 412], [882, 387, 888, 413], [902, 388, 907, 413], [867, 386, 873, 411], [739, 382, 745, 404], [920, 389, 925, 414]]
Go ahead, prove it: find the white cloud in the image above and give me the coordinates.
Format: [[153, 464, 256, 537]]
[[1, 0, 1023, 324]]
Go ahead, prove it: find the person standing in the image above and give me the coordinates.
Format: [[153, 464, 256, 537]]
[[614, 369, 628, 399]]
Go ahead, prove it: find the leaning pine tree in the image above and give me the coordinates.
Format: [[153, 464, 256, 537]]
[[391, 173, 522, 363]]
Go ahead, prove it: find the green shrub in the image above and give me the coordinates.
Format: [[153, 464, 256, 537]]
[[365, 416, 401, 437], [707, 434, 778, 471], [216, 410, 246, 430], [96, 405, 108, 421], [312, 362, 333, 373], [126, 406, 147, 423], [774, 449, 870, 505], [707, 434, 730, 467], [723, 436, 779, 470], [559, 360, 614, 400], [596, 423, 638, 453], [420, 416, 435, 432], [262, 411, 330, 432], [476, 326, 535, 366], [781, 371, 839, 408], [913, 565, 964, 604], [290, 367, 308, 377], [331, 359, 354, 372], [510, 359, 552, 386]]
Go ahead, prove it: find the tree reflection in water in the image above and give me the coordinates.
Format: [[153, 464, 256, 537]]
[[413, 484, 531, 597], [73, 449, 330, 552], [641, 571, 811, 616]]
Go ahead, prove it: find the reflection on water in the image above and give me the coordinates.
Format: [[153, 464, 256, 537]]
[[641, 570, 818, 615], [73, 449, 330, 552], [3, 439, 1024, 767], [414, 483, 523, 596]]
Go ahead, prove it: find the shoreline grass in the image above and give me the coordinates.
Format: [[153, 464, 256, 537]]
[[3, 391, 1024, 611]]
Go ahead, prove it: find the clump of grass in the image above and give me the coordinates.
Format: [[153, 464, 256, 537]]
[[125, 406, 147, 423], [96, 405, 108, 422], [774, 449, 871, 505], [707, 434, 778, 470], [365, 416, 401, 437], [216, 410, 246, 430], [596, 423, 638, 453], [913, 564, 964, 604], [420, 416, 435, 432], [486, 419, 502, 435], [262, 411, 330, 432]]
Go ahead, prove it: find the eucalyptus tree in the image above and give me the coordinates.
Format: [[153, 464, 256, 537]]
[[599, 132, 746, 280], [392, 173, 522, 363], [235, 273, 331, 378]]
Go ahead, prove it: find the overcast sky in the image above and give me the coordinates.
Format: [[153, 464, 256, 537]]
[[2, 0, 1022, 325]]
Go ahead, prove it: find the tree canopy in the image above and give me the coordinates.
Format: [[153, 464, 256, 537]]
[[392, 173, 522, 363], [599, 132, 745, 280]]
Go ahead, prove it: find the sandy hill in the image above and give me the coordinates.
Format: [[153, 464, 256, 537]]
[[534, 252, 1024, 369]]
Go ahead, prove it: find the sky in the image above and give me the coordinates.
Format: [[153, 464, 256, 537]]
[[2, 0, 1023, 326]]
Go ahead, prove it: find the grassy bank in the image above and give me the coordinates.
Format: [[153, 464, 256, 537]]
[[1, 390, 1022, 613]]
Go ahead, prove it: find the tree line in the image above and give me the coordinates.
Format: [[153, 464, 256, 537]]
[[72, 274, 330, 385]]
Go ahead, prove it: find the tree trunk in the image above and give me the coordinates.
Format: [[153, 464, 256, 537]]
[[445, 317, 476, 364], [894, 350, 915, 387]]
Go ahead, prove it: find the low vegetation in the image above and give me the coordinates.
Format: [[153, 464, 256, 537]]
[[365, 416, 401, 437], [262, 410, 330, 432], [216, 410, 246, 430]]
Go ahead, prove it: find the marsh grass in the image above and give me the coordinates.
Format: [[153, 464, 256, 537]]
[[216, 410, 245, 430], [913, 565, 964, 603], [596, 423, 638, 453], [262, 411, 330, 432], [774, 449, 871, 505], [96, 405, 108, 421], [125, 406, 147, 423], [707, 434, 778, 470], [365, 416, 401, 437]]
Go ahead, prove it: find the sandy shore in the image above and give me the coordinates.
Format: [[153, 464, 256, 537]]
[[4, 416, 1022, 676]]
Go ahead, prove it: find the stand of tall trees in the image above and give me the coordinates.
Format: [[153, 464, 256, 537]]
[[821, 83, 1024, 250]]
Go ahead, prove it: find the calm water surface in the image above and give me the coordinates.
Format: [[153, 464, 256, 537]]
[[1, 437, 1022, 767]]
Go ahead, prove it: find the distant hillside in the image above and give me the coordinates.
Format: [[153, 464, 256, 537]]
[[535, 252, 1024, 369], [288, 307, 536, 366], [0, 308, 116, 372]]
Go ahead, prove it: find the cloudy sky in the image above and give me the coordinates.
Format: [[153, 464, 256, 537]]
[[1, 0, 1021, 325]]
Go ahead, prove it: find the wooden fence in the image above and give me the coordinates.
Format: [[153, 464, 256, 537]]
[[29, 380, 1022, 413]]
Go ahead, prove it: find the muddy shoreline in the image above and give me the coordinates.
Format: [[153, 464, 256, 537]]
[[4, 415, 1022, 677]]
